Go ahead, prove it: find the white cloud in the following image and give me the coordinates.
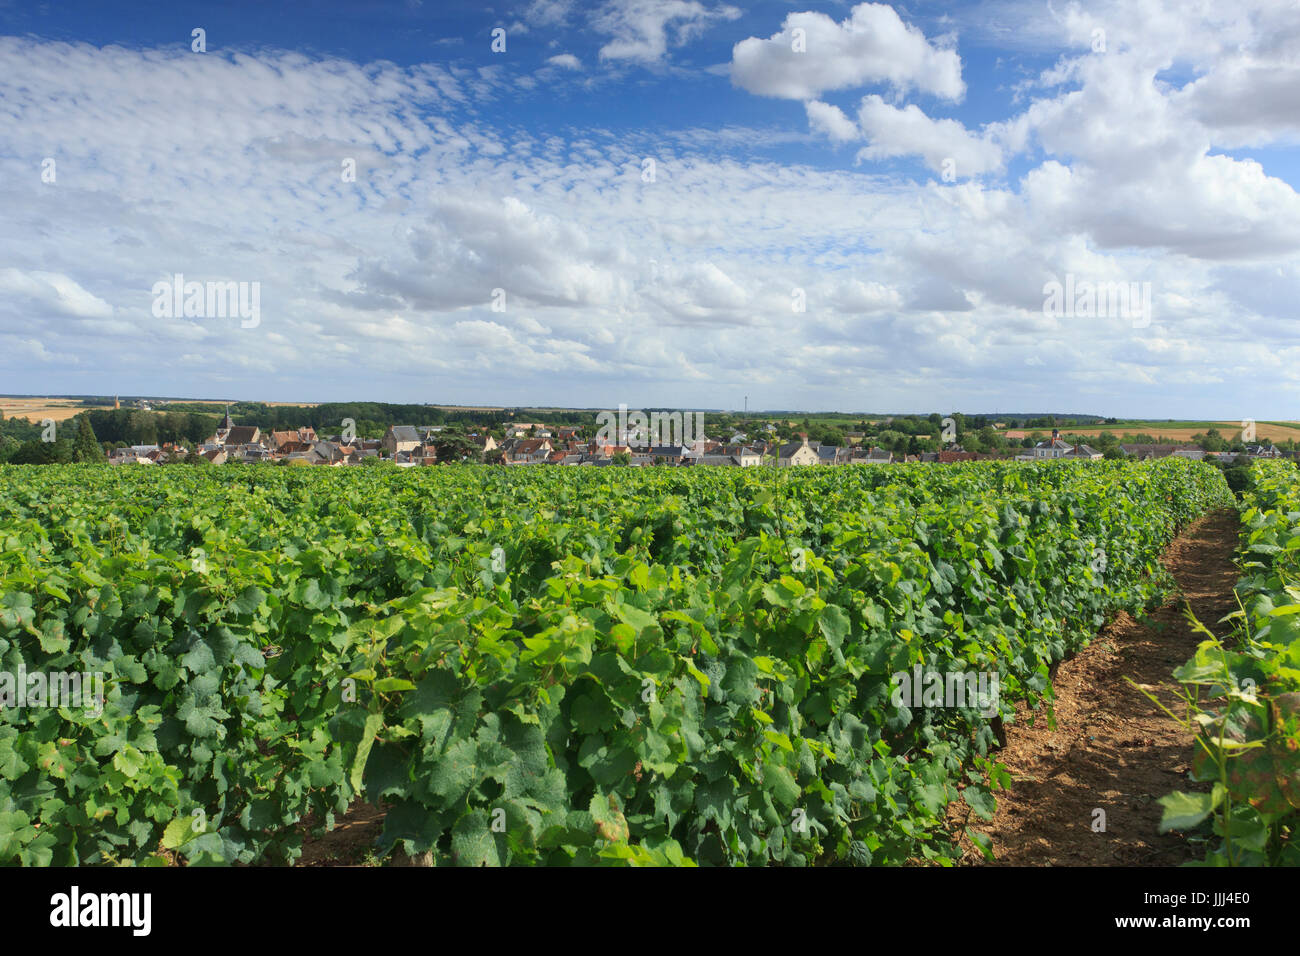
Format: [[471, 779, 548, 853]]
[[0, 269, 113, 318], [594, 0, 742, 64], [805, 101, 859, 144], [0, 18, 1298, 415], [546, 53, 582, 70], [853, 96, 1004, 177], [730, 3, 965, 101], [524, 0, 574, 28]]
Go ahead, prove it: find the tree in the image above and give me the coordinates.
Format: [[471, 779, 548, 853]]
[[612, 452, 631, 465], [9, 438, 72, 464], [72, 416, 105, 463], [433, 433, 480, 463], [1197, 428, 1228, 452]]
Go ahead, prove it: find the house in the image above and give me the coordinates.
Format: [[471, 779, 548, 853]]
[[274, 440, 315, 456], [717, 444, 761, 466], [234, 444, 273, 463], [223, 426, 261, 447], [468, 434, 499, 453], [411, 444, 438, 466], [938, 449, 977, 463], [1172, 447, 1206, 460], [778, 435, 820, 467], [504, 422, 546, 439], [382, 425, 423, 457], [109, 446, 157, 465], [270, 427, 317, 450], [699, 454, 741, 466], [1247, 444, 1282, 458], [202, 449, 227, 465], [647, 445, 689, 462], [1120, 443, 1175, 459], [305, 441, 359, 466], [817, 444, 850, 465], [502, 438, 553, 463], [1062, 444, 1103, 460], [861, 446, 894, 464], [1032, 431, 1073, 459], [586, 439, 630, 458]]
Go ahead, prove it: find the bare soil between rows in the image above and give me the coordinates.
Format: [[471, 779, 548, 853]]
[[959, 508, 1241, 865]]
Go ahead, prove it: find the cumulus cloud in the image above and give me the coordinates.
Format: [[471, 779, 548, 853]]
[[546, 53, 582, 70], [594, 0, 742, 64], [805, 101, 859, 143], [730, 3, 964, 101], [853, 96, 1004, 177]]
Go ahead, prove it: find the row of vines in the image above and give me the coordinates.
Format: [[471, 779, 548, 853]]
[[1157, 459, 1300, 865]]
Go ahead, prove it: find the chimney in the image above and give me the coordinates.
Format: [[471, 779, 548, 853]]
[[1052, 428, 1059, 442]]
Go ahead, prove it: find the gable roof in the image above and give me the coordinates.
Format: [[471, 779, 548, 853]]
[[387, 425, 422, 443], [224, 426, 260, 446]]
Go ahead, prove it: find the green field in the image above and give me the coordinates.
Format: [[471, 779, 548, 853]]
[[0, 460, 1232, 865]]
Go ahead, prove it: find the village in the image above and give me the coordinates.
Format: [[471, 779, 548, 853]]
[[105, 410, 1288, 469]]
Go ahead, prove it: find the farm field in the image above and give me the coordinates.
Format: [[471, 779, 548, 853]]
[[1004, 421, 1300, 442], [0, 398, 89, 424], [0, 459, 1237, 866]]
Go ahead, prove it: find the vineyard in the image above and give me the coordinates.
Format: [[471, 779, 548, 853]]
[[0, 460, 1234, 866]]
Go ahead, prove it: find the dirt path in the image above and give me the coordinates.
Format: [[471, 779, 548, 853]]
[[962, 508, 1241, 865]]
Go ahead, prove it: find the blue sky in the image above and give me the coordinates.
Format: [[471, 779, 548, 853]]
[[1, 0, 1298, 416]]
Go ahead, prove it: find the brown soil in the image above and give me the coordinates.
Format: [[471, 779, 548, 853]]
[[295, 800, 387, 867], [960, 508, 1241, 865]]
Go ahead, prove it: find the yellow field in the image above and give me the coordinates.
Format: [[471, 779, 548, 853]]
[[1002, 422, 1300, 442], [0, 398, 88, 423], [3, 397, 326, 423]]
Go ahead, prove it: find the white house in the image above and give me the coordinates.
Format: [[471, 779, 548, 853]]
[[778, 435, 820, 467]]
